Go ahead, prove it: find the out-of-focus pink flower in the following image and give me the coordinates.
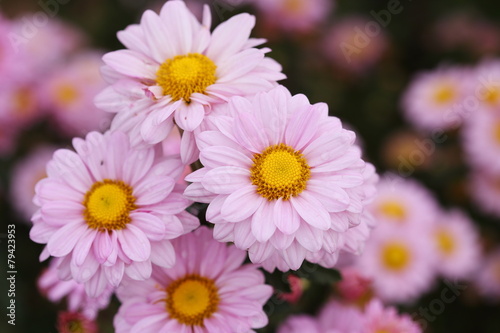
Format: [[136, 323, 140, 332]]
[[432, 210, 481, 280], [10, 145, 57, 222], [462, 110, 500, 173], [0, 78, 43, 130], [115, 226, 272, 333], [252, 0, 333, 34], [40, 52, 111, 137], [368, 175, 439, 230], [401, 66, 471, 131], [277, 274, 306, 304], [356, 223, 436, 303], [475, 248, 500, 300], [277, 315, 321, 333], [30, 131, 199, 297], [38, 259, 113, 320], [468, 169, 500, 218], [322, 16, 389, 75], [185, 86, 377, 271], [57, 311, 97, 333], [362, 299, 422, 333], [336, 267, 373, 305]]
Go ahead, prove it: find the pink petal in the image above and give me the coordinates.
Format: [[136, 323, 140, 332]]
[[306, 180, 350, 213], [295, 223, 323, 252], [180, 129, 200, 165], [233, 221, 256, 249], [290, 193, 331, 230], [174, 102, 205, 132], [73, 228, 98, 266], [130, 212, 166, 241], [141, 10, 176, 63], [122, 148, 155, 185], [48, 150, 93, 193], [125, 260, 152, 280], [202, 166, 250, 194], [133, 176, 175, 205], [284, 105, 323, 151], [234, 112, 269, 153], [118, 225, 151, 262], [221, 186, 263, 222], [93, 231, 118, 265], [103, 50, 157, 79], [200, 146, 252, 169], [85, 268, 108, 298], [104, 261, 125, 287], [47, 222, 87, 257], [117, 24, 149, 54], [273, 198, 300, 235], [251, 202, 276, 242], [150, 240, 176, 268]]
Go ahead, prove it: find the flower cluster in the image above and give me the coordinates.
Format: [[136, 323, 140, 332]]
[[27, 1, 378, 331]]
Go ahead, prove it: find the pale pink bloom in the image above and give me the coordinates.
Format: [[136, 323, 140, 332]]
[[468, 168, 500, 217], [368, 175, 439, 230], [401, 66, 471, 131], [322, 16, 389, 75], [475, 248, 500, 300], [30, 131, 199, 297], [114, 226, 272, 333], [10, 145, 57, 222], [57, 311, 97, 333], [462, 111, 500, 173], [38, 258, 113, 320], [431, 210, 481, 279], [356, 223, 436, 303], [277, 315, 321, 333], [185, 86, 377, 271], [40, 52, 112, 136], [362, 299, 422, 333], [11, 17, 85, 75], [0, 78, 43, 130], [96, 0, 285, 162], [0, 14, 29, 79], [317, 300, 364, 333], [335, 267, 373, 303], [252, 0, 333, 33]]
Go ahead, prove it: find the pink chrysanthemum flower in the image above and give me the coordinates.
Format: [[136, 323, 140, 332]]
[[462, 111, 500, 173], [40, 52, 112, 136], [356, 224, 436, 303], [469, 59, 500, 113], [368, 175, 439, 230], [38, 258, 113, 320], [95, 0, 285, 162], [469, 168, 500, 217], [431, 210, 481, 279], [277, 315, 321, 333], [184, 86, 377, 271], [252, 0, 333, 34], [114, 226, 272, 333], [322, 16, 389, 75], [317, 301, 364, 333], [10, 145, 57, 222], [401, 66, 470, 131], [57, 311, 97, 333], [0, 78, 42, 130], [362, 299, 422, 333], [475, 248, 500, 300], [30, 131, 199, 297]]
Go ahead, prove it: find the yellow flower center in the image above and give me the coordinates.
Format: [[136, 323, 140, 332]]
[[381, 242, 410, 271], [433, 84, 456, 104], [83, 179, 136, 231], [165, 275, 219, 327], [484, 85, 500, 105], [435, 228, 455, 256], [67, 320, 84, 333], [378, 201, 407, 221], [55, 84, 79, 107], [284, 0, 305, 14], [250, 143, 311, 201], [156, 53, 217, 103]]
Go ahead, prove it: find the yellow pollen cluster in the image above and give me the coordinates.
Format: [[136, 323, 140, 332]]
[[484, 85, 500, 105], [436, 229, 455, 256], [83, 179, 136, 231], [378, 201, 406, 221], [165, 274, 219, 326], [433, 84, 456, 104], [55, 84, 79, 106], [381, 242, 410, 271], [156, 53, 217, 103], [250, 143, 311, 201]]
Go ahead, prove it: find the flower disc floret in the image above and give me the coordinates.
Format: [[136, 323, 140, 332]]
[[83, 179, 136, 231], [165, 274, 219, 326], [250, 143, 310, 200], [156, 53, 217, 103]]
